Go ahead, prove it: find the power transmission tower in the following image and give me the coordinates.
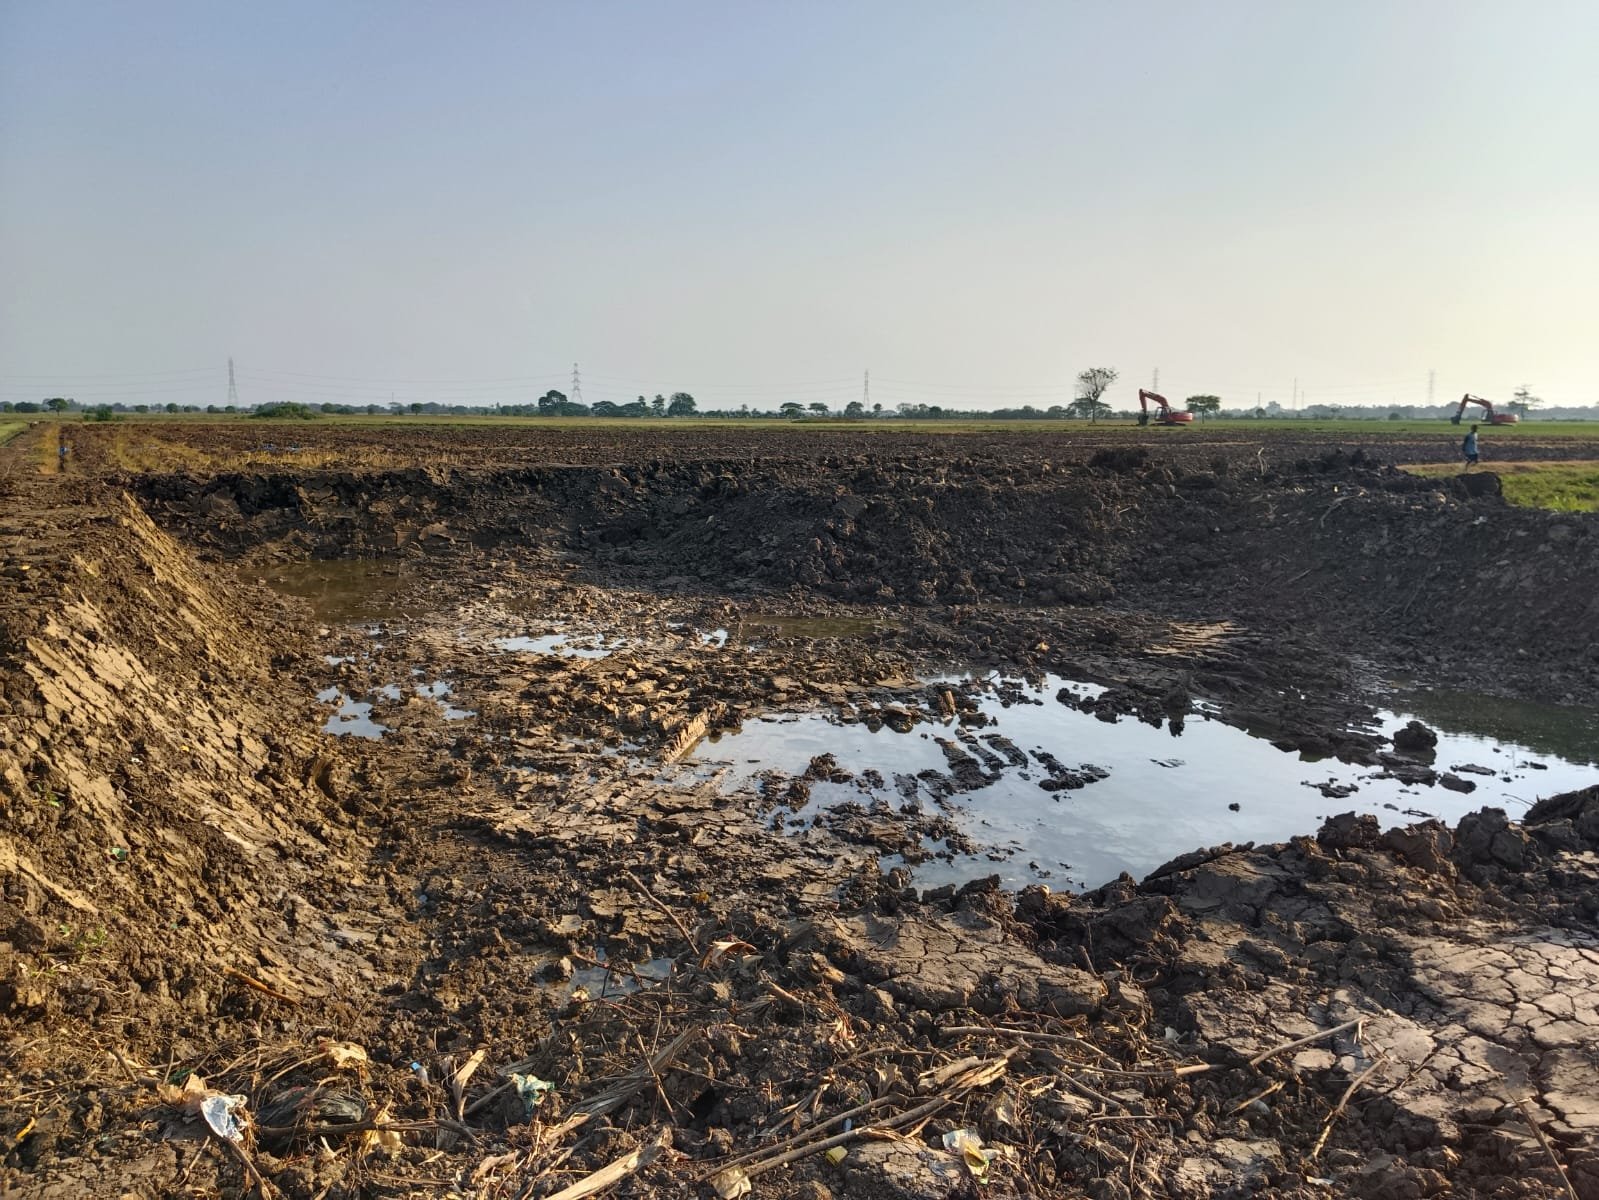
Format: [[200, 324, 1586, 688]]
[[227, 357, 239, 407], [570, 362, 582, 405], [1152, 367, 1159, 392], [864, 369, 870, 411], [1427, 369, 1435, 405]]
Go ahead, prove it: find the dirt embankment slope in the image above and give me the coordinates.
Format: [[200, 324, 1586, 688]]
[[0, 483, 409, 1189], [133, 448, 1599, 703]]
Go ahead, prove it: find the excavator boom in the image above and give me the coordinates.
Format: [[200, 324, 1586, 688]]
[[1137, 389, 1195, 426], [1451, 393, 1519, 426]]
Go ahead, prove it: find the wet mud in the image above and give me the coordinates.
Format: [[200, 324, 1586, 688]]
[[2, 422, 1598, 1199]]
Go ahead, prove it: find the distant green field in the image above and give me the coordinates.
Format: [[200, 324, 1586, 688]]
[[1404, 460, 1599, 512], [0, 420, 29, 445], [166, 412, 1599, 438], [17, 409, 1599, 441]]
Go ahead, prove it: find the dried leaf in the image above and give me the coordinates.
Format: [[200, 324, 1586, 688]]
[[449, 1048, 488, 1119], [918, 1053, 1009, 1094], [702, 939, 758, 968], [156, 1072, 207, 1110], [472, 1151, 522, 1183], [710, 1165, 752, 1198], [942, 1129, 995, 1181], [360, 1104, 403, 1157], [318, 1040, 369, 1073]]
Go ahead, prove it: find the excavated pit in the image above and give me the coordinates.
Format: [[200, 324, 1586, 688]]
[[4, 422, 1599, 1199]]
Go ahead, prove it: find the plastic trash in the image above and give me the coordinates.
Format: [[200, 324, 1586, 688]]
[[200, 1093, 248, 1143], [509, 1072, 555, 1116], [942, 1129, 996, 1181]]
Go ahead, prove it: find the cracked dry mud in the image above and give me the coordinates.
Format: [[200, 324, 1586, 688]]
[[2, 421, 1599, 1200]]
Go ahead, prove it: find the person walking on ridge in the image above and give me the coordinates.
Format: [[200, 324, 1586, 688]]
[[1462, 424, 1480, 469]]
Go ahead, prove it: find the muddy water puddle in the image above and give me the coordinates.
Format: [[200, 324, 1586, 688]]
[[294, 583, 1597, 886], [318, 673, 473, 736], [317, 688, 390, 739], [250, 558, 420, 623], [697, 675, 1599, 892], [690, 614, 897, 649], [493, 632, 627, 658], [1381, 681, 1599, 766]]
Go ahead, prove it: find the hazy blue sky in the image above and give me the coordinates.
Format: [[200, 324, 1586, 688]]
[[2, 1, 1595, 411]]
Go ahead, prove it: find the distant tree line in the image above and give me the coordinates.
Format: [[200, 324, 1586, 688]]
[[5, 382, 1594, 421]]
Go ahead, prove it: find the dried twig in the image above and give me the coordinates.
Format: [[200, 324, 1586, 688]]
[[1229, 1079, 1285, 1115], [1509, 1093, 1579, 1200], [633, 1030, 675, 1119], [939, 1024, 1211, 1076], [699, 1052, 1012, 1184], [540, 1126, 671, 1200], [1319, 496, 1352, 527], [1310, 1055, 1387, 1158], [541, 1027, 699, 1139], [254, 1116, 476, 1140], [1247, 1018, 1363, 1069], [220, 965, 299, 1006], [939, 1024, 1111, 1060], [214, 1132, 275, 1198], [723, 1095, 953, 1183], [1063, 1073, 1129, 1113], [705, 1095, 897, 1178], [623, 870, 702, 954]]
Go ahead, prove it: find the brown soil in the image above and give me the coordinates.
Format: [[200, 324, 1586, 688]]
[[2, 420, 1597, 1199]]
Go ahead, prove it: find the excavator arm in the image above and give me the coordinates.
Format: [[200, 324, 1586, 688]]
[[1451, 394, 1491, 425], [1451, 393, 1519, 426], [1138, 389, 1194, 426]]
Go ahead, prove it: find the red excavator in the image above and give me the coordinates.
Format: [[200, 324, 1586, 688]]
[[1450, 393, 1519, 426], [1137, 389, 1195, 426]]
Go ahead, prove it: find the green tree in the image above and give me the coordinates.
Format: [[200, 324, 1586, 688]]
[[1508, 385, 1540, 417], [651, 394, 667, 417], [780, 402, 804, 419], [844, 400, 865, 417], [537, 389, 567, 415], [1184, 394, 1222, 420], [808, 402, 829, 416], [251, 402, 318, 420], [666, 392, 697, 416], [44, 397, 72, 412], [1073, 367, 1117, 423]]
